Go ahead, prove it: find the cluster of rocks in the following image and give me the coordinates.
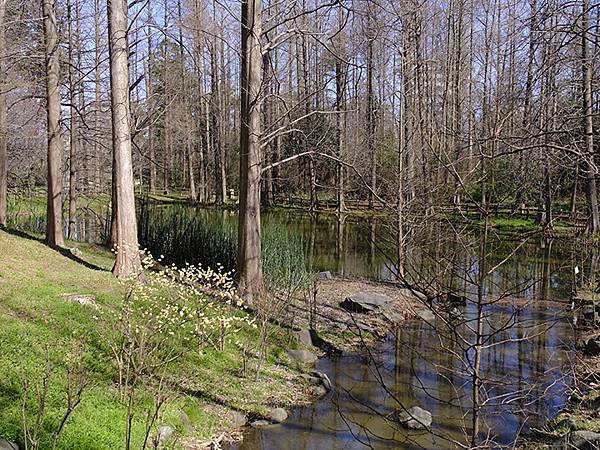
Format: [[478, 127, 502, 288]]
[[232, 407, 290, 429]]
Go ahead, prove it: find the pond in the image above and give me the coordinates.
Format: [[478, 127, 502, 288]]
[[8, 204, 586, 448]]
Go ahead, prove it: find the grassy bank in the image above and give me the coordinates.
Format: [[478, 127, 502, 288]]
[[0, 229, 311, 449]]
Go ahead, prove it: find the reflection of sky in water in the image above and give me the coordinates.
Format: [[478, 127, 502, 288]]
[[233, 305, 573, 450]]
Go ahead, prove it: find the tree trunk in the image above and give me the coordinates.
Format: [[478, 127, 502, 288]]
[[146, 2, 156, 195], [0, 0, 6, 227], [67, 0, 78, 239], [238, 0, 263, 304], [582, 0, 599, 234], [108, 0, 142, 278], [43, 0, 64, 247]]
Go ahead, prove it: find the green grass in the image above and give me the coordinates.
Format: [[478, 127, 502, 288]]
[[0, 229, 307, 449]]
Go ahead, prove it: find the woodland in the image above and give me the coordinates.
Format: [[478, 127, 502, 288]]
[[0, 0, 599, 449]]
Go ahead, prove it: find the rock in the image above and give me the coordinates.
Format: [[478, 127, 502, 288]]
[[250, 420, 272, 428], [416, 309, 435, 322], [295, 329, 313, 347], [398, 406, 433, 430], [231, 411, 247, 428], [318, 271, 333, 280], [300, 373, 321, 385], [552, 430, 600, 449], [288, 349, 318, 366], [0, 439, 18, 450], [62, 293, 99, 309], [311, 371, 332, 391], [340, 292, 392, 313], [312, 385, 328, 397], [399, 288, 428, 303], [448, 307, 463, 321], [269, 408, 288, 423], [582, 335, 600, 357], [383, 310, 405, 324], [446, 293, 468, 306], [70, 247, 83, 258], [157, 425, 174, 448]]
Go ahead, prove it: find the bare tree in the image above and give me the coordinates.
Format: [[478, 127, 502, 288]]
[[43, 0, 64, 248], [237, 0, 264, 303], [0, 0, 6, 227], [108, 0, 142, 278]]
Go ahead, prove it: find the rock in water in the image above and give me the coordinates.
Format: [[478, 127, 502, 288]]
[[250, 420, 271, 428], [288, 349, 318, 366], [269, 408, 288, 423], [340, 292, 392, 313], [552, 430, 600, 450], [398, 406, 433, 430]]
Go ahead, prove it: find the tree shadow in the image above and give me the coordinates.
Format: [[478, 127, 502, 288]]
[[1, 227, 107, 272]]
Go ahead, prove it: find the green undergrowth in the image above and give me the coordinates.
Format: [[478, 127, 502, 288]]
[[0, 229, 305, 449]]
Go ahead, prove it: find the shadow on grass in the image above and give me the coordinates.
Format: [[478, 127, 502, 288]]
[[1, 227, 107, 272]]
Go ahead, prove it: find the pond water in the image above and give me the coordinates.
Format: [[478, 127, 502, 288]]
[[8, 205, 587, 448]]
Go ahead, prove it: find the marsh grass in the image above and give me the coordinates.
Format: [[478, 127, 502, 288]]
[[138, 201, 312, 289]]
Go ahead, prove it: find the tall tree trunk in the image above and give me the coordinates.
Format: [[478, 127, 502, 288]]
[[43, 0, 64, 247], [67, 0, 78, 239], [334, 7, 346, 215], [0, 0, 7, 227], [146, 2, 156, 195], [94, 0, 102, 194], [108, 0, 142, 278], [238, 0, 263, 304], [582, 0, 599, 234]]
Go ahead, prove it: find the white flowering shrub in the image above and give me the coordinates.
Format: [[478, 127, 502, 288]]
[[106, 250, 252, 394]]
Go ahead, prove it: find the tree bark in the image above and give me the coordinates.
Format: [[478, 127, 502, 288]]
[[237, 0, 263, 304], [43, 0, 64, 247], [108, 0, 142, 278], [0, 0, 6, 227], [67, 0, 78, 239], [582, 0, 599, 234]]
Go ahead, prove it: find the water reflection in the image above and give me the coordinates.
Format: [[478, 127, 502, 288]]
[[233, 305, 573, 449]]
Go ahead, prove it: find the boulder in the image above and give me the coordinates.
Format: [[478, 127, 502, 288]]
[[0, 439, 18, 450], [295, 329, 313, 347], [340, 292, 392, 313], [552, 430, 600, 450], [231, 411, 247, 428], [416, 309, 435, 323], [318, 271, 333, 280], [269, 408, 288, 423], [398, 406, 433, 430], [288, 349, 318, 366]]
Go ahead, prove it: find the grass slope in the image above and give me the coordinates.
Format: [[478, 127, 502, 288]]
[[0, 229, 305, 449]]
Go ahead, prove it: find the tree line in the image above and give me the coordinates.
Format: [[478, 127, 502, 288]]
[[0, 0, 598, 298]]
